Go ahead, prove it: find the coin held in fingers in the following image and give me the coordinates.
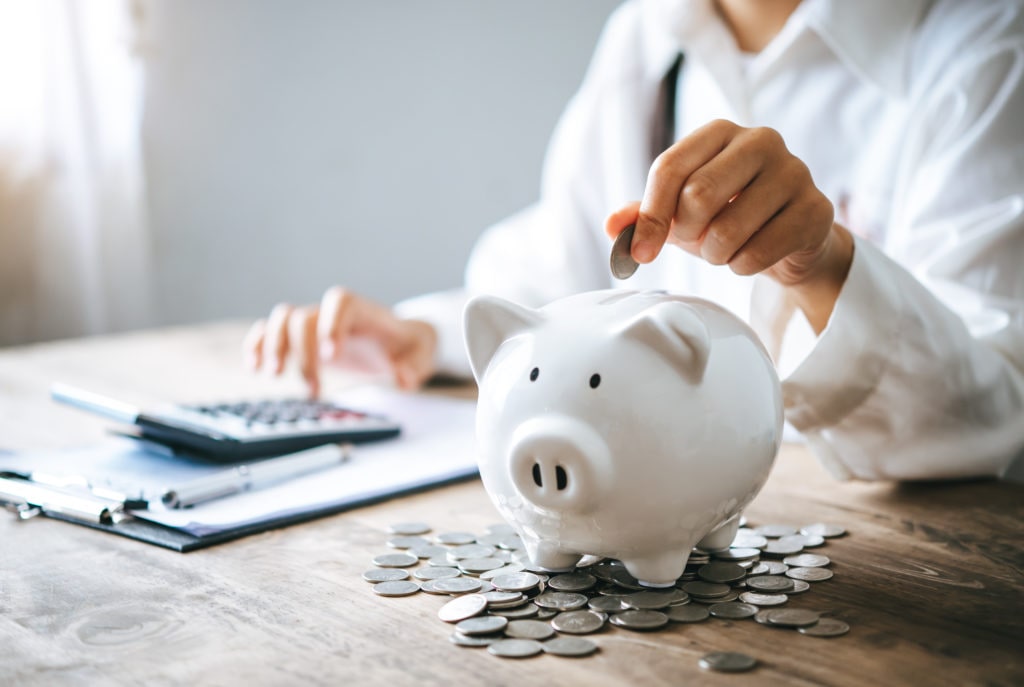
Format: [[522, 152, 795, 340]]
[[610, 224, 639, 279]]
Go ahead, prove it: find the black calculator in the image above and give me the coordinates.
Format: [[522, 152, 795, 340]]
[[51, 384, 401, 462]]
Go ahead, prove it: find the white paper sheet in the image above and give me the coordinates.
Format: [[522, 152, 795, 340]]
[[2, 387, 480, 537]]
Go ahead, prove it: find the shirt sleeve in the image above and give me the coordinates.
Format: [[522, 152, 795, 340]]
[[782, 22, 1024, 481]]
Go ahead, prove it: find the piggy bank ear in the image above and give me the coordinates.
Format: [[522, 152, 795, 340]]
[[618, 302, 711, 384], [463, 295, 544, 383]]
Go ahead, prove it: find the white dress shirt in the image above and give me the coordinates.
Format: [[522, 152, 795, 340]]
[[397, 0, 1024, 481]]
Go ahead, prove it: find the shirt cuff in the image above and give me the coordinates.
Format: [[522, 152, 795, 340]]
[[781, 235, 901, 433], [394, 289, 473, 379]]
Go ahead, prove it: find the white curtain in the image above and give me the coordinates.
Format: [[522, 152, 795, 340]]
[[0, 0, 153, 345]]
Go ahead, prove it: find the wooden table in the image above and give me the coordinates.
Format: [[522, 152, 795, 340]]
[[1, 323, 1022, 686]]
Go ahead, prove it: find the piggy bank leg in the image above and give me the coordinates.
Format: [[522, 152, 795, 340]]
[[621, 550, 691, 588], [697, 514, 741, 552], [521, 535, 581, 573]]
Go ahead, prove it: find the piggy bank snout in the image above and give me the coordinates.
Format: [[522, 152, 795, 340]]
[[508, 416, 610, 514]]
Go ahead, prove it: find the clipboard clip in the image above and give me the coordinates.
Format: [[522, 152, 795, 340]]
[[0, 471, 127, 525]]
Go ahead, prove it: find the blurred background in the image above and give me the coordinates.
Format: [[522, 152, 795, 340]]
[[0, 0, 620, 346]]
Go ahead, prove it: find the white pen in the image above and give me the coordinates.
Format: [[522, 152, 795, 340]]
[[161, 443, 350, 509]]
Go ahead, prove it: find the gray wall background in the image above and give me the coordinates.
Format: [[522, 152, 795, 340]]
[[143, 0, 621, 325]]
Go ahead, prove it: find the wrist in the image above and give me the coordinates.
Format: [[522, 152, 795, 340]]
[[786, 223, 854, 334]]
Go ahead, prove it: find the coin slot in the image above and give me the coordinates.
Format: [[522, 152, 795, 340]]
[[555, 465, 568, 491], [532, 463, 543, 488]]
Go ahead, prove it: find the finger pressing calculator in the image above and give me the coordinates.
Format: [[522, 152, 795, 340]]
[[51, 384, 401, 462]]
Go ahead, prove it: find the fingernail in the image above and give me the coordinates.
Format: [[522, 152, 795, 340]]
[[244, 354, 257, 371], [320, 340, 336, 361]]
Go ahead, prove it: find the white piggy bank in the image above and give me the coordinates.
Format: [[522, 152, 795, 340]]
[[464, 289, 783, 587]]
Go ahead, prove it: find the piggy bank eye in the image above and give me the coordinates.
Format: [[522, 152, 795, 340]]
[[589, 373, 601, 389], [530, 367, 540, 382]]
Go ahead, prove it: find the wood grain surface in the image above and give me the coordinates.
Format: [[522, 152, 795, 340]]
[[1, 323, 1022, 686]]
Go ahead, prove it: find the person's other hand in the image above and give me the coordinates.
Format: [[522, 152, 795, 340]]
[[243, 287, 437, 397], [605, 119, 853, 332]]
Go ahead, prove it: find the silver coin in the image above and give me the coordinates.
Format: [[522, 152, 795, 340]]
[[409, 544, 448, 559], [763, 608, 821, 628], [754, 524, 797, 538], [420, 579, 454, 595], [459, 557, 506, 574], [475, 533, 508, 547], [489, 602, 539, 619], [621, 590, 680, 610], [535, 607, 559, 619], [798, 617, 850, 637], [487, 638, 544, 659], [387, 521, 431, 535], [433, 577, 484, 594], [746, 575, 795, 593], [455, 615, 509, 636], [800, 523, 846, 538], [543, 636, 599, 657], [414, 566, 461, 580], [682, 581, 732, 598], [551, 610, 606, 634], [749, 561, 788, 576], [609, 223, 639, 279], [712, 547, 761, 561], [447, 544, 495, 561], [666, 604, 710, 623], [732, 532, 768, 549], [607, 571, 647, 590], [427, 555, 456, 567], [491, 571, 542, 593], [699, 651, 758, 673], [362, 568, 410, 583], [763, 540, 804, 556], [739, 592, 788, 606], [477, 580, 495, 593], [784, 554, 831, 568], [438, 593, 488, 622], [486, 522, 518, 536], [788, 579, 811, 594], [708, 602, 758, 619], [436, 531, 477, 545], [504, 619, 555, 640], [482, 591, 524, 606], [535, 591, 589, 611], [588, 595, 625, 613], [785, 533, 826, 548], [371, 552, 419, 568], [480, 562, 526, 580], [697, 562, 747, 584], [449, 631, 498, 647], [692, 590, 739, 604], [372, 580, 420, 597], [786, 566, 834, 582], [386, 535, 430, 550], [609, 610, 669, 631], [497, 536, 524, 551], [547, 572, 597, 592]]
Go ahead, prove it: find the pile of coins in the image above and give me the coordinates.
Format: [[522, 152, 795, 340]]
[[363, 520, 849, 671]]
